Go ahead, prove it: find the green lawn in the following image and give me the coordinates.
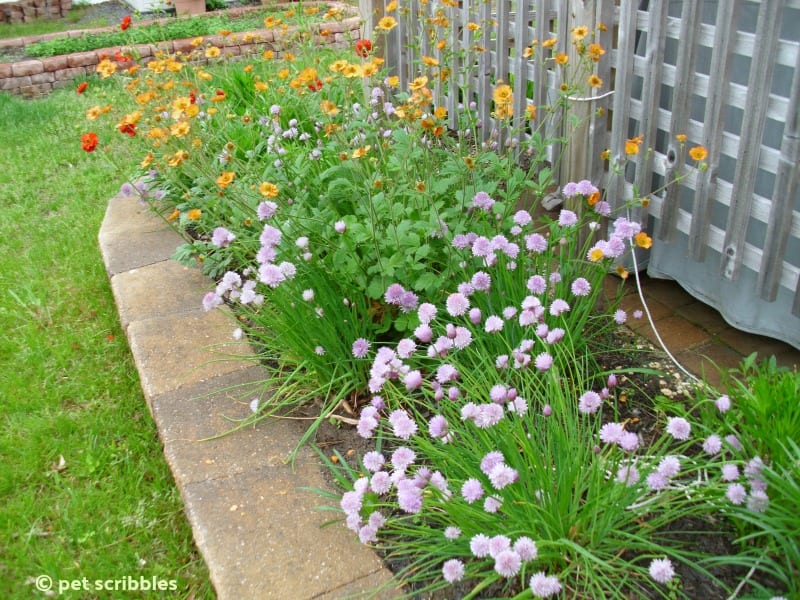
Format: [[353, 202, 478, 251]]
[[0, 82, 213, 598]]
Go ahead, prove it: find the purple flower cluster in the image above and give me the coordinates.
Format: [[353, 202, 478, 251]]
[[467, 533, 538, 579], [384, 282, 419, 313]]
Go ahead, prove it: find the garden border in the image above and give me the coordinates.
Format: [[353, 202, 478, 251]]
[[98, 191, 400, 599], [0, 3, 361, 96]]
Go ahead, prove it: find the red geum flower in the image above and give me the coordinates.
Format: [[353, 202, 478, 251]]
[[81, 132, 99, 152], [118, 122, 136, 137], [76, 82, 88, 94], [307, 78, 323, 92], [120, 15, 132, 30], [355, 39, 372, 58], [189, 88, 198, 104]]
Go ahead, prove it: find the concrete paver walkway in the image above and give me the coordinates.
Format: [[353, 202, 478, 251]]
[[99, 192, 399, 599]]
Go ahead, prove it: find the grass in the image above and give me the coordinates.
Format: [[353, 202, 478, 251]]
[[0, 79, 213, 598], [0, 4, 112, 39]]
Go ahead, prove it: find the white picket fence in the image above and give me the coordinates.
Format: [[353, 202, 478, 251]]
[[360, 0, 800, 350]]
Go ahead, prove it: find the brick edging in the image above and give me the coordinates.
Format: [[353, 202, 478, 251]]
[[1, 2, 361, 97]]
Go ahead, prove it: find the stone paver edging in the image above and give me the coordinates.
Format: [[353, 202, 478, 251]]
[[99, 192, 400, 599]]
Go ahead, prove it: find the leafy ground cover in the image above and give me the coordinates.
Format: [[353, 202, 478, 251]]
[[63, 3, 799, 598], [0, 80, 212, 599]]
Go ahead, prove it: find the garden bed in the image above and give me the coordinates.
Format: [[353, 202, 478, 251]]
[[0, 1, 360, 96]]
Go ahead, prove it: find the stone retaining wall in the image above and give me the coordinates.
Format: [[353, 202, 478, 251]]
[[0, 5, 362, 97], [0, 0, 72, 24]]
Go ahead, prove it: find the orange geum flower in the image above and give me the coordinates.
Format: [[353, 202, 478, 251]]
[[187, 209, 202, 220], [191, 37, 204, 47], [140, 152, 153, 168], [386, 75, 400, 87], [542, 37, 558, 48], [676, 133, 687, 143], [555, 53, 569, 65], [168, 150, 189, 167], [377, 16, 398, 31], [525, 104, 537, 120], [255, 81, 268, 92], [96, 58, 117, 78], [467, 22, 480, 31], [320, 100, 339, 115], [635, 232, 653, 249], [147, 127, 168, 140], [625, 134, 644, 156], [588, 43, 605, 61], [588, 74, 603, 88], [167, 209, 180, 221], [216, 172, 235, 188], [436, 39, 447, 50], [259, 182, 279, 197], [523, 46, 534, 58], [385, 0, 397, 11], [205, 46, 221, 58], [352, 145, 371, 158], [434, 106, 447, 119], [689, 145, 708, 161], [81, 132, 99, 152], [421, 55, 439, 67]]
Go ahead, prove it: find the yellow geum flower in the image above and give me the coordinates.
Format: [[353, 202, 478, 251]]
[[421, 56, 439, 67], [634, 232, 653, 249], [352, 145, 371, 159], [493, 83, 513, 105], [588, 43, 605, 61], [377, 16, 398, 31], [320, 100, 339, 116], [525, 104, 537, 120], [542, 37, 558, 48], [571, 25, 589, 41], [216, 171, 235, 188], [676, 134, 687, 143], [588, 74, 603, 88], [187, 208, 202, 220], [170, 122, 190, 137], [168, 150, 189, 167], [385, 0, 397, 11], [409, 76, 429, 91], [555, 53, 569, 65], [386, 75, 400, 87], [205, 46, 221, 58]]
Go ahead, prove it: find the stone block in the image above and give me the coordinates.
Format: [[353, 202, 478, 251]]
[[11, 59, 43, 76]]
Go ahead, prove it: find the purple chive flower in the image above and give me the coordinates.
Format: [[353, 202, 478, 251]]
[[666, 416, 691, 441], [571, 277, 591, 296], [388, 409, 418, 440], [529, 572, 562, 597], [259, 263, 286, 287], [444, 526, 461, 540], [461, 479, 484, 503], [514, 210, 533, 226], [396, 479, 423, 513], [399, 290, 419, 313], [534, 352, 554, 371], [475, 403, 504, 428], [445, 292, 470, 316], [256, 201, 277, 221], [726, 483, 747, 504], [703, 435, 723, 455], [649, 558, 675, 584], [429, 415, 449, 439], [646, 471, 669, 491], [404, 369, 423, 391], [600, 422, 625, 444], [453, 327, 473, 349], [525, 233, 548, 253], [613, 309, 628, 324], [490, 385, 508, 403], [489, 464, 518, 490], [384, 283, 405, 304], [488, 535, 511, 558], [485, 315, 504, 333], [618, 431, 640, 451], [362, 451, 385, 472], [352, 338, 371, 358], [334, 220, 346, 233], [370, 471, 392, 494], [480, 452, 506, 475], [472, 191, 495, 210], [725, 434, 742, 451], [417, 302, 437, 324], [747, 490, 769, 513], [616, 464, 640, 486], [470, 533, 491, 557], [576, 179, 598, 195], [396, 338, 417, 359], [211, 227, 236, 248], [483, 495, 503, 513], [414, 324, 433, 343], [514, 537, 538, 561], [558, 209, 578, 227], [471, 271, 492, 291], [202, 291, 223, 311], [391, 447, 416, 471], [259, 224, 282, 247], [657, 456, 681, 478], [527, 275, 547, 294], [549, 298, 570, 317], [715, 394, 731, 413], [721, 463, 739, 481], [436, 364, 459, 384], [495, 550, 522, 578], [578, 391, 602, 414]]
